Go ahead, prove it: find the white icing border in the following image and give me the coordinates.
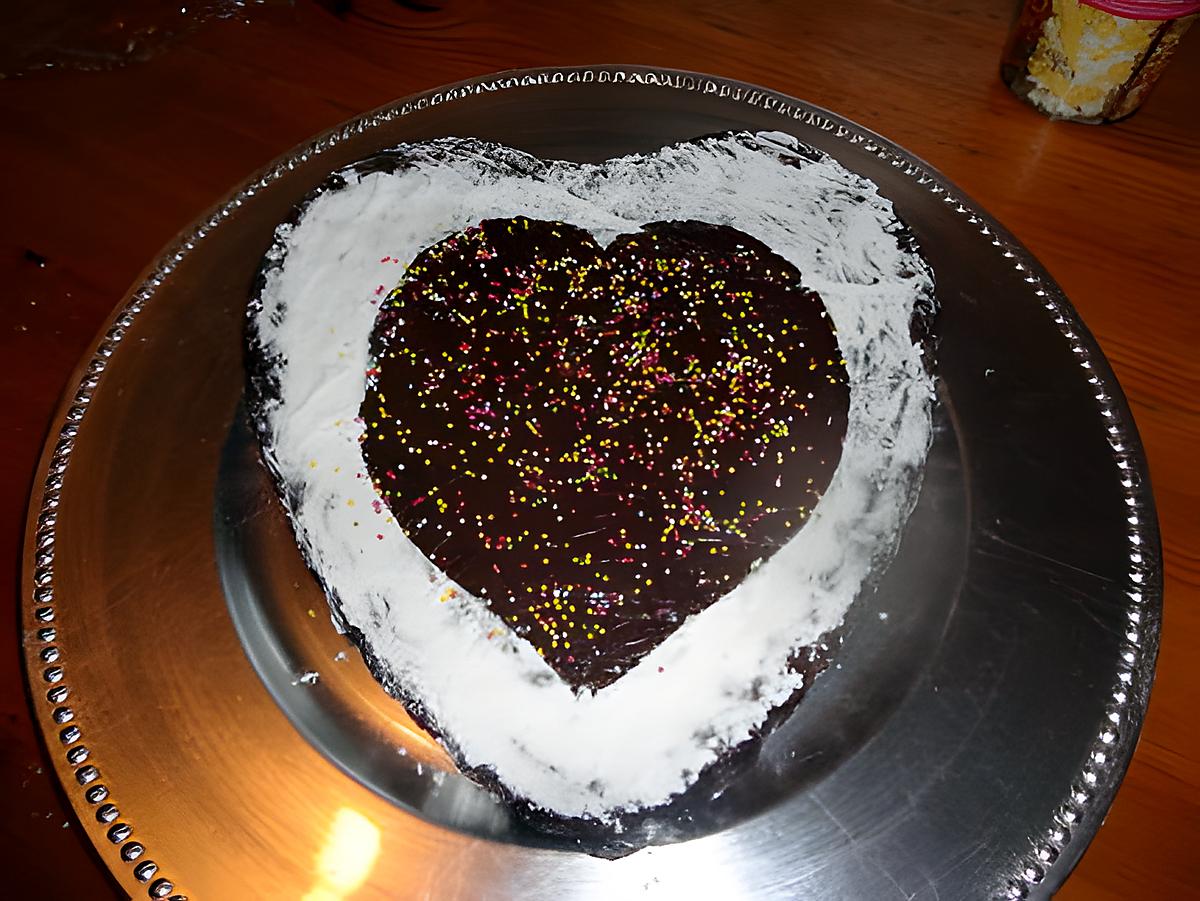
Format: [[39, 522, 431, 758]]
[[250, 131, 935, 818]]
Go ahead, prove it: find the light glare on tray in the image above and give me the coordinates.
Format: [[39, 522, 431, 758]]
[[304, 807, 381, 901]]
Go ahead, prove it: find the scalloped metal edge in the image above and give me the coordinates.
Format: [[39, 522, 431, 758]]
[[22, 66, 1159, 901]]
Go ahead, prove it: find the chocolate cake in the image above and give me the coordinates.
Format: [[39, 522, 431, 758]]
[[246, 131, 937, 830]]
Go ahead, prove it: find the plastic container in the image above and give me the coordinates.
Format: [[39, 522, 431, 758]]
[[1001, 0, 1198, 122]]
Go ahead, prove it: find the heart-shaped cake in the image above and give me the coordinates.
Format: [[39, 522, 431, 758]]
[[362, 217, 849, 690], [247, 131, 936, 825]]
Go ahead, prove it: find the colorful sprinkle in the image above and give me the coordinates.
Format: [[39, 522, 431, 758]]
[[361, 217, 848, 690]]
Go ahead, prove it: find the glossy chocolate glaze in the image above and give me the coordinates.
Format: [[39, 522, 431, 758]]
[[362, 217, 849, 691]]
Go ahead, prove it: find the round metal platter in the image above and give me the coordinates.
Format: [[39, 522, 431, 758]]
[[21, 67, 1160, 901]]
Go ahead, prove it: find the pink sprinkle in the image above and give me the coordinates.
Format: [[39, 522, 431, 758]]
[[376, 533, 384, 540], [657, 666, 665, 673]]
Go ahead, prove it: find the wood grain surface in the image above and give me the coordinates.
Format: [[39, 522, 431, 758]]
[[2, 1, 1197, 897]]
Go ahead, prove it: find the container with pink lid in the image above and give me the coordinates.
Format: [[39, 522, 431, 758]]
[[1002, 0, 1198, 122]]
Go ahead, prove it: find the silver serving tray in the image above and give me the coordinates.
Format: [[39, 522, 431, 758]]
[[21, 67, 1159, 900]]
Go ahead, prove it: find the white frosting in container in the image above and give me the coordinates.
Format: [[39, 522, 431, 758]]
[[248, 131, 936, 819]]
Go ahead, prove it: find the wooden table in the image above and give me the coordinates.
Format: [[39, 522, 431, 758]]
[[2, 1, 1196, 897]]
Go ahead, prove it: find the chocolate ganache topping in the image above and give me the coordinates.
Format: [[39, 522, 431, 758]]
[[361, 217, 849, 691]]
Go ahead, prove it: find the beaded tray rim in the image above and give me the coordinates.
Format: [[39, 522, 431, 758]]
[[20, 65, 1160, 901]]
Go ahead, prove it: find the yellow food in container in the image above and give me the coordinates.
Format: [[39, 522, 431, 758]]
[[1001, 0, 1197, 122]]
